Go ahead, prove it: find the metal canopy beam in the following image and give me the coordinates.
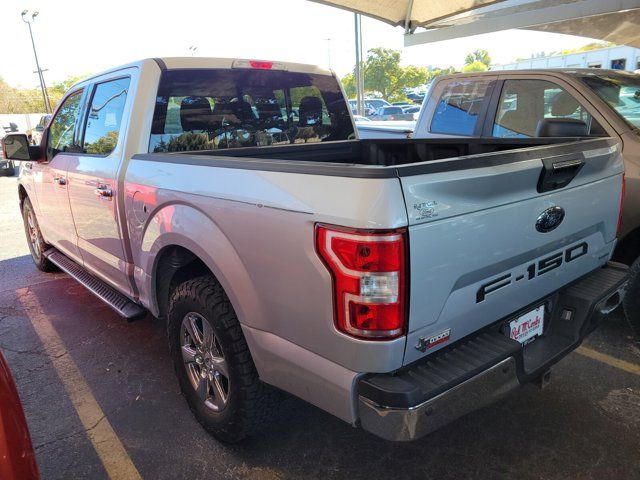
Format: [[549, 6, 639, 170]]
[[404, 0, 640, 47]]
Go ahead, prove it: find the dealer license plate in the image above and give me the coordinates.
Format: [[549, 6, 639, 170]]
[[509, 305, 544, 345]]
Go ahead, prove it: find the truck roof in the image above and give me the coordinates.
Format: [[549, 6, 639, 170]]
[[436, 68, 638, 82], [71, 57, 334, 90]]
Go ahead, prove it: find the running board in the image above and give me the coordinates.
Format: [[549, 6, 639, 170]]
[[44, 249, 146, 320]]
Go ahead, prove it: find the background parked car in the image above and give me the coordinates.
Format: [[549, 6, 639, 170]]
[[0, 133, 15, 176], [403, 105, 422, 120], [352, 115, 371, 123], [27, 115, 51, 146], [348, 100, 376, 116], [0, 351, 39, 480], [363, 98, 391, 112], [371, 105, 414, 121]]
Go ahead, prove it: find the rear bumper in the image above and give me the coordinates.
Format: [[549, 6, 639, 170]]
[[357, 262, 628, 441]]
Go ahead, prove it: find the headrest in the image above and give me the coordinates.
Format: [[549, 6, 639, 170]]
[[536, 118, 589, 137], [180, 97, 212, 131], [212, 100, 254, 125], [550, 91, 580, 117], [298, 96, 323, 127]]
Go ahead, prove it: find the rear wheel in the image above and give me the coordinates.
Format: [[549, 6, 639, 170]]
[[21, 197, 56, 272], [623, 257, 640, 341], [167, 275, 274, 442]]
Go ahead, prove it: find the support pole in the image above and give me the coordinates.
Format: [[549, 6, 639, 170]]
[[354, 13, 364, 116]]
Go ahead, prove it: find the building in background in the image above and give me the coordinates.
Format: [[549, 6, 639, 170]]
[[491, 45, 640, 72]]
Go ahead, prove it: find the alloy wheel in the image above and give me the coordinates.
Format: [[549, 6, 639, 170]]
[[180, 312, 230, 412]]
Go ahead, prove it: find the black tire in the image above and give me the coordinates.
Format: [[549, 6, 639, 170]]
[[167, 275, 274, 442], [21, 197, 57, 272], [623, 257, 640, 340]]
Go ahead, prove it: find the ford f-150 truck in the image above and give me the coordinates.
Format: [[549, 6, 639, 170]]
[[359, 69, 640, 339], [2, 58, 628, 442]]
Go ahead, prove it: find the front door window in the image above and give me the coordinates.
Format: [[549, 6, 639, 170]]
[[47, 90, 83, 161]]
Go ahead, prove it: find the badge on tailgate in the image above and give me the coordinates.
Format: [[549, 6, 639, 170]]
[[476, 242, 588, 303], [415, 328, 451, 352]]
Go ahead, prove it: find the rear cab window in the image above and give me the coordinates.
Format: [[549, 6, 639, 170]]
[[149, 69, 354, 153], [492, 79, 603, 137], [430, 79, 492, 135]]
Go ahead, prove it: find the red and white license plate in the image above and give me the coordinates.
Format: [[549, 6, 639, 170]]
[[509, 305, 544, 345]]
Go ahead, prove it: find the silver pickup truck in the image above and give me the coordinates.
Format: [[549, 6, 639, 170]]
[[2, 58, 628, 443], [360, 69, 640, 338]]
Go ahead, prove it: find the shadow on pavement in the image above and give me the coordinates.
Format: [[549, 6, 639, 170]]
[[1, 273, 639, 480]]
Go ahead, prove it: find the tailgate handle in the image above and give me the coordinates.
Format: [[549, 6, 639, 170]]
[[537, 156, 584, 193]]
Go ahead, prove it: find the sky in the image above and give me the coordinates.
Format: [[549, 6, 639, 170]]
[[0, 0, 599, 88]]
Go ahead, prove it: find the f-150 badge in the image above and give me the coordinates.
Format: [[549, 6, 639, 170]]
[[414, 200, 438, 220]]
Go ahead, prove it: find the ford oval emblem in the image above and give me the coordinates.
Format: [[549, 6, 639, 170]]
[[536, 206, 565, 233]]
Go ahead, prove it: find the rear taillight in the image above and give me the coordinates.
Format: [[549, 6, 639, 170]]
[[617, 173, 626, 237], [316, 225, 407, 340]]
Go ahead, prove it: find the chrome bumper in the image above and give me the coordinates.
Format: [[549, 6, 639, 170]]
[[358, 357, 519, 441], [357, 262, 628, 442]]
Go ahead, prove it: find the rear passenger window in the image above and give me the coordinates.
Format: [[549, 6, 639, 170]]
[[492, 79, 600, 138], [83, 77, 130, 155], [430, 80, 491, 135]]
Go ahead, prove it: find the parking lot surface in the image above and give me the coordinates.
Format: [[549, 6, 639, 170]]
[[0, 175, 639, 480]]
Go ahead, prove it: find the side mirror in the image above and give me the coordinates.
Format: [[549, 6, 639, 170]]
[[1, 134, 42, 161]]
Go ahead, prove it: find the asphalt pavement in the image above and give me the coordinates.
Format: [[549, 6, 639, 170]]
[[0, 175, 639, 480]]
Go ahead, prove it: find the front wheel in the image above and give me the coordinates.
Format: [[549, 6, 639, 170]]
[[623, 257, 640, 340], [167, 275, 274, 442], [22, 197, 56, 272]]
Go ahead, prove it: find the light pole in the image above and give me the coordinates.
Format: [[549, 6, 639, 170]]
[[21, 10, 51, 113], [324, 38, 332, 69]]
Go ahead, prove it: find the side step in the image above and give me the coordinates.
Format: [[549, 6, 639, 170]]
[[44, 249, 146, 320]]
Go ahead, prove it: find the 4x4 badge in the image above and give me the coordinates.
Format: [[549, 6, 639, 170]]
[[415, 328, 451, 352]]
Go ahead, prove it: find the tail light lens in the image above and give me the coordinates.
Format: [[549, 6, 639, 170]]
[[617, 173, 626, 237], [316, 225, 407, 340], [232, 59, 285, 70]]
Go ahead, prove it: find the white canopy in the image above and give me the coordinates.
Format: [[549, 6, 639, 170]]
[[310, 0, 640, 48]]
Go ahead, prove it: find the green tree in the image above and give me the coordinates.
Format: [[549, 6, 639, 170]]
[[363, 47, 403, 100], [341, 73, 356, 98], [0, 74, 88, 114], [462, 61, 489, 73], [343, 48, 429, 102], [465, 49, 491, 67]]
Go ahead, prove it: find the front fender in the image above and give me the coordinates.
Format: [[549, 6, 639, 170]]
[[138, 203, 260, 325]]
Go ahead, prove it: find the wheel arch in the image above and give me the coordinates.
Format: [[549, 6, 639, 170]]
[[18, 183, 28, 208], [613, 225, 640, 265], [141, 204, 261, 326]]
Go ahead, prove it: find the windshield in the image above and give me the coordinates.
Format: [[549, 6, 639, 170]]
[[579, 72, 640, 129], [149, 69, 354, 153]]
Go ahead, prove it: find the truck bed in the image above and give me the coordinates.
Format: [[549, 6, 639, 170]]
[[136, 137, 613, 177]]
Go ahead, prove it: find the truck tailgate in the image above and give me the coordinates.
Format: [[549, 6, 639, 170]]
[[400, 138, 623, 365]]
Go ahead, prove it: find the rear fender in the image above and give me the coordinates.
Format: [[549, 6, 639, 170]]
[[139, 203, 260, 325]]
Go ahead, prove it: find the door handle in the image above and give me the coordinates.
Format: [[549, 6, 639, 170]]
[[53, 176, 67, 186], [94, 184, 113, 200]]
